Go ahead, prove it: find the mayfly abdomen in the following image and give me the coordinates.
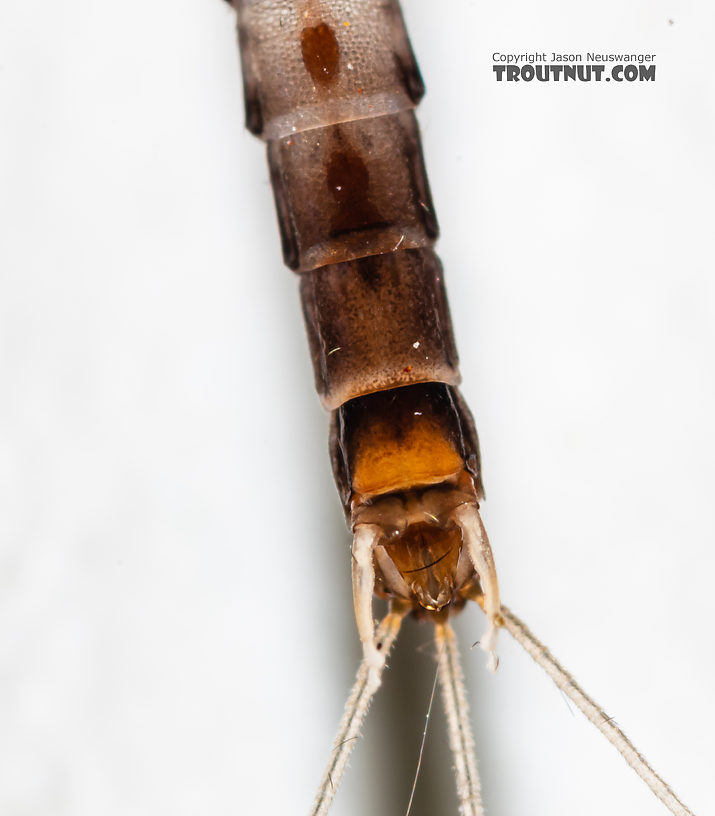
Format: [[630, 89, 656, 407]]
[[231, 0, 500, 646], [230, 1, 502, 719]]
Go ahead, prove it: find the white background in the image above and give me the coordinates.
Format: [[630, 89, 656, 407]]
[[1, 1, 714, 815]]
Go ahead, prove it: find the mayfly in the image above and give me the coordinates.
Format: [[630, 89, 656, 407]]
[[222, 2, 696, 814]]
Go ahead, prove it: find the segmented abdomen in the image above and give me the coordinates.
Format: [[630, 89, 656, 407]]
[[234, 0, 481, 512]]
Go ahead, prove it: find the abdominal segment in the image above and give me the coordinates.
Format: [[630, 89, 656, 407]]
[[332, 383, 474, 498]]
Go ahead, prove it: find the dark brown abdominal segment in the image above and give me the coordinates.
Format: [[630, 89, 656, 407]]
[[301, 23, 340, 86], [300, 248, 459, 409]]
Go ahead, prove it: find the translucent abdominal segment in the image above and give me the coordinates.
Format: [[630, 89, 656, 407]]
[[235, 0, 424, 140], [268, 111, 437, 271]]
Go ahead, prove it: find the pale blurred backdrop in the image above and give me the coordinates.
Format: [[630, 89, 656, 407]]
[[1, 1, 713, 814]]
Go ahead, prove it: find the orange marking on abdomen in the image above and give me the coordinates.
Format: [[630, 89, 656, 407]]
[[352, 417, 463, 496]]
